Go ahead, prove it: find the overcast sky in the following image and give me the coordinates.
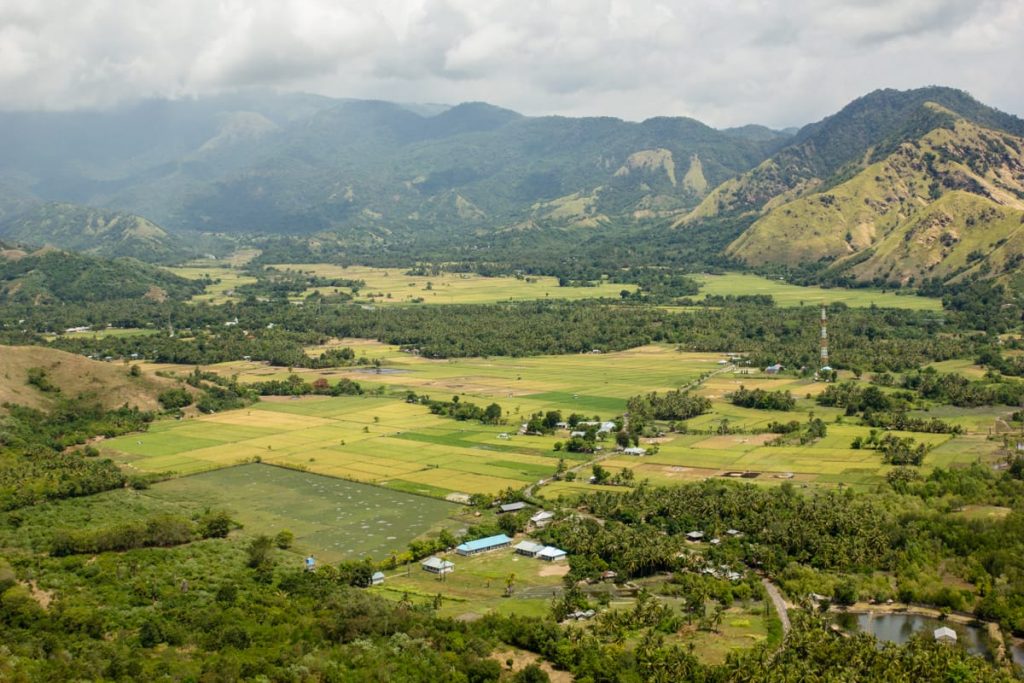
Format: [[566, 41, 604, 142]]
[[0, 0, 1021, 128]]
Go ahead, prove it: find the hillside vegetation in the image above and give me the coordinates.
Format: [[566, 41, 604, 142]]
[[0, 249, 206, 303], [0, 202, 185, 262], [710, 93, 1024, 287], [0, 96, 790, 240], [0, 345, 176, 412]]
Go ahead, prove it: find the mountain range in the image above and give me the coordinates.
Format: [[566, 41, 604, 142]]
[[1, 86, 1023, 290]]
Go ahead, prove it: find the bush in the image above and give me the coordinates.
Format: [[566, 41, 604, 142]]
[[275, 530, 295, 549]]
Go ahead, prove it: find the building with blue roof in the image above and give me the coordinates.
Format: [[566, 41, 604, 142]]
[[455, 534, 512, 556]]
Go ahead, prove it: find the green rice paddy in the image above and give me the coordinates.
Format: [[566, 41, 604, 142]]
[[145, 463, 463, 563]]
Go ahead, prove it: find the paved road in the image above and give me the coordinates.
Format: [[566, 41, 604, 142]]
[[762, 578, 791, 636]]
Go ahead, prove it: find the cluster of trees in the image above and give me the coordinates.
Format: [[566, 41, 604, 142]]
[[816, 380, 963, 433], [0, 397, 156, 510], [50, 512, 232, 556], [248, 375, 363, 398], [406, 392, 503, 424], [728, 385, 796, 411], [853, 431, 930, 465], [767, 416, 828, 445], [901, 369, 1024, 407], [626, 390, 711, 422]]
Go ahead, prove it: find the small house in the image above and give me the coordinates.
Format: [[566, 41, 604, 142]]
[[421, 557, 454, 574], [726, 529, 742, 537], [685, 531, 705, 542], [497, 432, 511, 440], [304, 556, 316, 572], [530, 511, 555, 528], [498, 502, 528, 514], [455, 534, 513, 556], [514, 541, 545, 557], [765, 363, 783, 375], [600, 570, 618, 582], [537, 546, 567, 562], [934, 626, 957, 644], [623, 447, 646, 456], [371, 571, 385, 586]]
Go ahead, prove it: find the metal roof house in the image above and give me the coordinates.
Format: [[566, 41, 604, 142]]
[[421, 557, 454, 574], [530, 511, 555, 527], [514, 541, 546, 557], [623, 447, 646, 456], [498, 502, 528, 514], [455, 534, 513, 556], [371, 571, 385, 586], [765, 363, 784, 375], [934, 626, 957, 644], [537, 546, 567, 562], [685, 531, 705, 542]]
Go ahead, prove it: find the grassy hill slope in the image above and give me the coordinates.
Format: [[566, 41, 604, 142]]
[[722, 104, 1024, 286], [0, 345, 177, 412]]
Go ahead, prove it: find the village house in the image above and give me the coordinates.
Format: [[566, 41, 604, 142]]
[[514, 541, 545, 557], [421, 557, 454, 574], [370, 571, 385, 586], [537, 546, 567, 562], [498, 502, 528, 514], [455, 534, 512, 556], [530, 510, 555, 528]]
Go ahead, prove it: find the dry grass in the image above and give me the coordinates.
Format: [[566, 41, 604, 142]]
[[0, 345, 178, 412]]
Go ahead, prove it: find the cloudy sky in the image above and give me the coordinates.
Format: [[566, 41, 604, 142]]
[[0, 0, 1021, 128]]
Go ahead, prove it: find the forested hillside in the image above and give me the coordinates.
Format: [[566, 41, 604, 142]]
[[0, 95, 789, 239], [0, 249, 206, 303], [0, 202, 186, 262]]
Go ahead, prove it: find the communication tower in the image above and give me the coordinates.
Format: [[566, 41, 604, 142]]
[[820, 305, 829, 369]]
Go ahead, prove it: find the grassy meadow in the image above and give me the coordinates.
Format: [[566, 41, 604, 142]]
[[691, 272, 942, 310], [146, 463, 465, 563], [272, 263, 635, 304]]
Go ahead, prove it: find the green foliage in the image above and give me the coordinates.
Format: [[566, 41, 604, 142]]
[[157, 387, 191, 410], [728, 385, 796, 410], [0, 250, 204, 303]]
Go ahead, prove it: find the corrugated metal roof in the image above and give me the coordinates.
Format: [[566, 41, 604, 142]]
[[456, 534, 512, 552]]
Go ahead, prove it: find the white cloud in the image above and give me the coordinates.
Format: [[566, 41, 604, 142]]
[[0, 0, 1020, 127]]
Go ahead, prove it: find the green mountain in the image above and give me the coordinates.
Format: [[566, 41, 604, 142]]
[[0, 202, 187, 262], [684, 88, 1024, 287], [0, 248, 205, 304], [678, 87, 1024, 226], [0, 95, 790, 239]]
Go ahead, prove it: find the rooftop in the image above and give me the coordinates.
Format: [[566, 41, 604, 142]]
[[456, 534, 513, 552], [514, 541, 545, 554]]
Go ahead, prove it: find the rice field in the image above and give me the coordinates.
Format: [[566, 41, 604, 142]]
[[115, 343, 1005, 504], [104, 396, 569, 498], [691, 272, 942, 310], [144, 463, 463, 563], [271, 263, 634, 305]]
